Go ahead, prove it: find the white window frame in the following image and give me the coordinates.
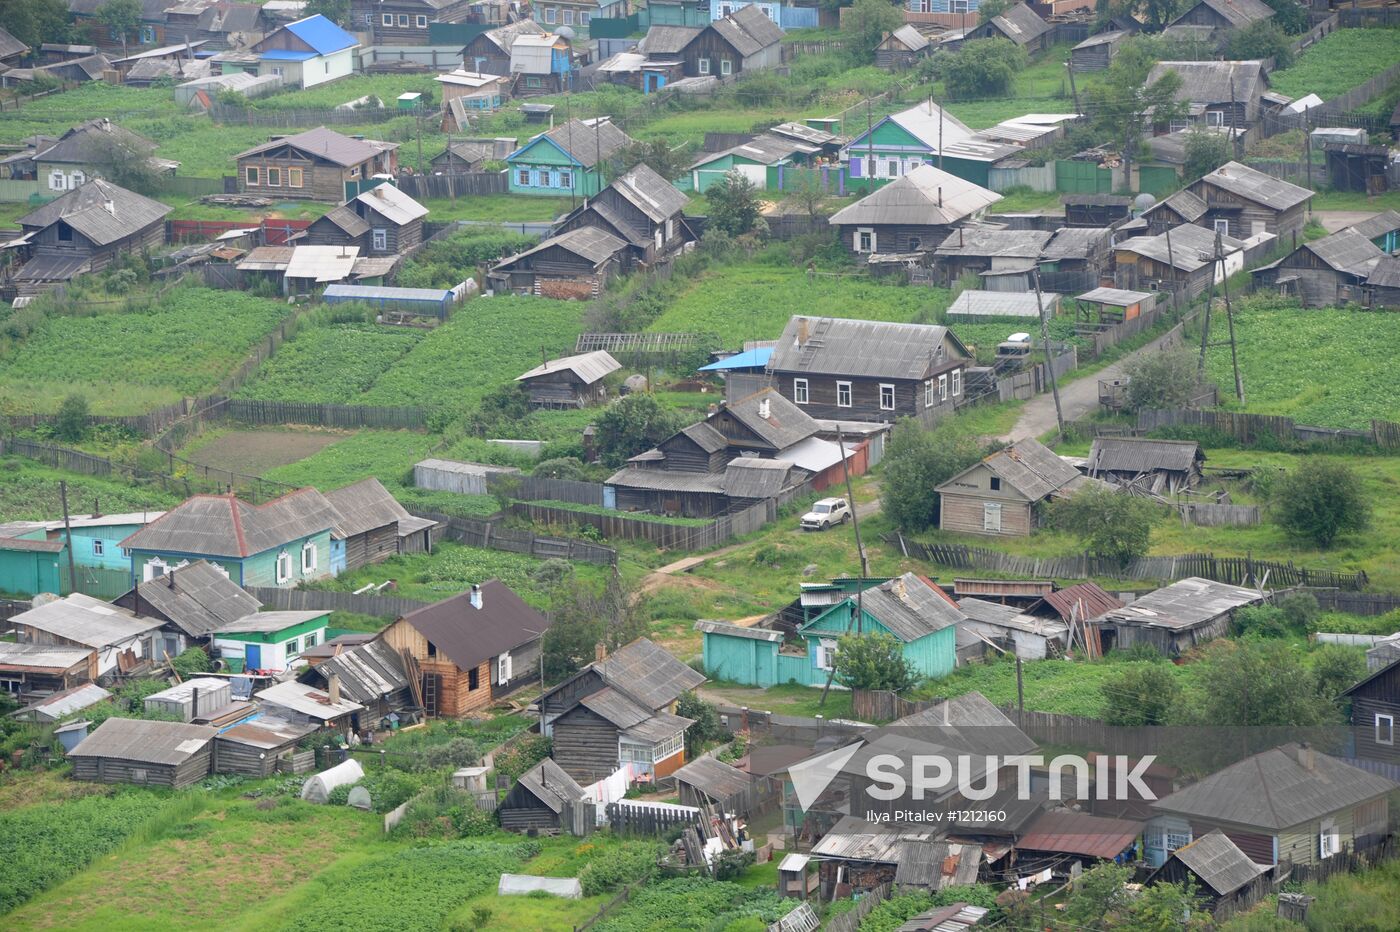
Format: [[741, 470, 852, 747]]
[[276, 551, 293, 584], [720, 58, 732, 76], [382, 13, 393, 25], [288, 167, 303, 188], [939, 373, 948, 401], [48, 170, 66, 192], [1377, 713, 1395, 746], [652, 730, 683, 761], [563, 8, 574, 24], [301, 541, 317, 573], [1165, 830, 1191, 853], [1320, 819, 1340, 859], [544, 6, 556, 23], [698, 57, 710, 75], [924, 379, 934, 408], [879, 383, 895, 411], [92, 539, 105, 556], [372, 228, 388, 251], [397, 13, 409, 25], [416, 14, 427, 26], [951, 369, 962, 396], [498, 651, 513, 683], [517, 168, 531, 186], [303, 632, 318, 650], [983, 502, 1002, 533], [886, 158, 899, 178], [1206, 110, 1225, 127], [793, 378, 809, 405], [559, 169, 572, 188], [580, 11, 590, 23], [1214, 219, 1231, 237], [816, 638, 838, 671], [70, 170, 84, 187], [856, 227, 874, 253], [836, 381, 852, 408], [245, 166, 260, 186]]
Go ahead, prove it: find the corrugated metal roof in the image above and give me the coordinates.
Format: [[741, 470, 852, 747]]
[[1074, 28, 1128, 50], [33, 119, 156, 165], [723, 457, 793, 499], [984, 2, 1051, 44], [947, 290, 1059, 318], [128, 560, 260, 639], [237, 245, 294, 271], [1150, 60, 1267, 109], [312, 639, 408, 702], [893, 839, 982, 889], [1367, 255, 1400, 289], [496, 227, 626, 268], [1197, 160, 1313, 211], [281, 14, 358, 54], [215, 610, 327, 634], [770, 122, 840, 147], [588, 636, 705, 710], [216, 716, 317, 750], [12, 594, 162, 649], [435, 69, 503, 88], [770, 317, 968, 380], [1089, 437, 1203, 474], [710, 4, 784, 57], [1016, 809, 1143, 858], [1116, 223, 1242, 272], [1078, 287, 1154, 307], [699, 347, 773, 371], [68, 718, 217, 764], [0, 642, 95, 671], [638, 25, 702, 55], [958, 597, 1068, 636], [580, 685, 651, 728], [936, 228, 1049, 259], [235, 127, 393, 168], [1166, 830, 1268, 896], [415, 458, 519, 477], [610, 163, 689, 223], [817, 573, 963, 642], [691, 133, 817, 170], [323, 477, 414, 538], [1035, 582, 1123, 623], [882, 690, 1038, 757], [255, 680, 365, 720], [694, 620, 784, 642], [896, 903, 990, 932], [534, 119, 633, 168], [19, 179, 171, 247], [941, 438, 1079, 502], [323, 283, 450, 304], [811, 815, 941, 862], [13, 682, 109, 720], [121, 489, 342, 558], [1102, 576, 1260, 630], [674, 755, 751, 800], [883, 101, 976, 148], [317, 204, 369, 238], [1301, 229, 1385, 277], [285, 245, 358, 282], [829, 164, 1000, 227], [143, 677, 229, 708], [1152, 744, 1398, 830], [1347, 210, 1400, 241], [355, 183, 428, 226], [516, 758, 585, 813], [516, 350, 620, 385], [885, 24, 929, 52], [1171, 0, 1273, 28], [1042, 227, 1111, 260], [623, 707, 694, 744], [476, 19, 545, 53], [604, 468, 725, 493]]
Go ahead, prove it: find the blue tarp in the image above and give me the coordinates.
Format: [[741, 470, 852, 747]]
[[699, 347, 773, 371]]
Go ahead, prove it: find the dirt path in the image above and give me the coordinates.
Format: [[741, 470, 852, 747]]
[[998, 325, 1191, 442], [1315, 210, 1378, 234]]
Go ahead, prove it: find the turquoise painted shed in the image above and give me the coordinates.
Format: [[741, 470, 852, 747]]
[[0, 529, 65, 598]]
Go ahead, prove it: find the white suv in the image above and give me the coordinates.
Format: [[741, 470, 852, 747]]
[[801, 498, 851, 531]]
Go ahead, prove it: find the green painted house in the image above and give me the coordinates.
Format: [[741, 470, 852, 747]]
[[211, 610, 331, 673], [840, 101, 1021, 190], [506, 118, 635, 197], [697, 573, 962, 688], [687, 133, 819, 193], [119, 489, 342, 588], [0, 523, 64, 598]]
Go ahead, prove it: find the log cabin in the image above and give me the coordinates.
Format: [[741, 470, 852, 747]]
[[68, 718, 217, 789], [935, 438, 1096, 538], [955, 2, 1051, 53], [212, 716, 318, 776], [1147, 831, 1270, 914], [461, 20, 545, 75], [112, 559, 263, 651], [300, 638, 413, 725], [1113, 223, 1245, 302], [323, 477, 442, 572], [1095, 577, 1262, 657], [234, 127, 399, 202], [1251, 229, 1385, 308], [828, 164, 1001, 260], [487, 227, 629, 299], [9, 593, 164, 679], [381, 581, 552, 718], [1147, 61, 1268, 134], [874, 25, 928, 70], [515, 350, 621, 408], [499, 758, 587, 833], [554, 162, 691, 265], [1186, 161, 1313, 241], [1341, 659, 1400, 782], [0, 643, 97, 700], [676, 5, 783, 79]]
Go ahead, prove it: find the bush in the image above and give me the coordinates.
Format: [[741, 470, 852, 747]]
[[1047, 486, 1162, 565], [833, 632, 918, 693], [1122, 350, 1199, 412], [594, 393, 685, 467], [937, 39, 1026, 99], [1268, 458, 1371, 548], [883, 419, 989, 531], [677, 691, 729, 756], [579, 840, 664, 896], [1101, 664, 1181, 725], [492, 733, 552, 783], [54, 393, 89, 442]]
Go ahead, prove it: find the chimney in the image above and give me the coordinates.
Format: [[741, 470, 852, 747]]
[[93, 498, 100, 519], [594, 641, 607, 662], [103, 199, 116, 216], [327, 673, 341, 705], [470, 583, 483, 610], [796, 317, 809, 347], [758, 398, 770, 419], [167, 567, 175, 588], [191, 686, 199, 717], [1297, 742, 1315, 771]]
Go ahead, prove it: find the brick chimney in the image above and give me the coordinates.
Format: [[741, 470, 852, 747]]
[[1296, 742, 1315, 771], [594, 641, 607, 662], [796, 317, 809, 347]]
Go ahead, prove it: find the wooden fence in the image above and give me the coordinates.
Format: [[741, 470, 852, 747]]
[[572, 878, 647, 932], [1178, 502, 1260, 527], [215, 398, 427, 430], [1137, 408, 1400, 450], [395, 172, 508, 199], [509, 475, 606, 507], [3, 397, 193, 436], [852, 689, 937, 723], [168, 218, 312, 245], [245, 586, 429, 618], [889, 533, 1368, 590], [511, 498, 772, 552], [822, 883, 891, 932], [605, 800, 701, 836], [575, 331, 720, 356], [1302, 589, 1400, 617], [424, 511, 618, 565], [1258, 57, 1400, 139]]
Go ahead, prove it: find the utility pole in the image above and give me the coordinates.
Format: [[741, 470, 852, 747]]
[[1217, 229, 1245, 403], [446, 131, 455, 204], [59, 480, 77, 595], [1164, 224, 1178, 315], [1066, 62, 1080, 116], [1198, 236, 1217, 380], [1015, 656, 1024, 716], [1033, 267, 1065, 440], [865, 100, 874, 191], [1228, 75, 1239, 157], [936, 96, 944, 171], [819, 425, 869, 708]]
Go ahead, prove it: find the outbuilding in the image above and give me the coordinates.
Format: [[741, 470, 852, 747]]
[[9, 593, 164, 678], [323, 284, 455, 320], [0, 642, 97, 698], [413, 458, 521, 495], [515, 350, 621, 409], [142, 677, 233, 721], [68, 718, 217, 788], [1086, 437, 1205, 494], [673, 754, 753, 813], [935, 438, 1097, 537], [498, 757, 586, 833], [212, 610, 331, 674], [875, 25, 929, 70], [213, 716, 318, 776], [1096, 577, 1262, 656], [1148, 830, 1269, 912]]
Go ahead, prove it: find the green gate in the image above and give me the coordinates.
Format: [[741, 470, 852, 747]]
[[1055, 160, 1113, 194], [1138, 165, 1180, 198]]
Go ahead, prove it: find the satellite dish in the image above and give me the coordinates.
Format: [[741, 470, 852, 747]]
[[556, 25, 575, 40], [1133, 193, 1156, 211]]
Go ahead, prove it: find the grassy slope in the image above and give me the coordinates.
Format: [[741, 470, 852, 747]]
[[1267, 29, 1400, 100], [0, 458, 180, 524]]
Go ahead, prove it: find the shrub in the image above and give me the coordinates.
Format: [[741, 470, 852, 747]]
[[677, 691, 729, 756], [1268, 458, 1371, 548], [594, 394, 685, 467], [1101, 664, 1181, 725], [579, 840, 664, 896], [883, 419, 989, 531], [1122, 350, 1200, 411], [833, 632, 918, 693], [1047, 486, 1161, 565], [54, 393, 90, 442], [938, 39, 1026, 99]]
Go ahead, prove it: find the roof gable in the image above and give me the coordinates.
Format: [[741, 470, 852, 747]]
[[281, 14, 357, 55], [396, 580, 551, 671], [828, 164, 1000, 228], [1195, 160, 1312, 211], [119, 488, 340, 558], [807, 573, 963, 642], [19, 179, 171, 247]]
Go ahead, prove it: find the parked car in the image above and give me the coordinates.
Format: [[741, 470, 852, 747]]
[[801, 497, 851, 531]]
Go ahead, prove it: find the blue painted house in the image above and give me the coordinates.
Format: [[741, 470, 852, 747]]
[[506, 118, 634, 197], [697, 573, 962, 687], [709, 0, 817, 30], [0, 523, 65, 598], [119, 489, 342, 588]]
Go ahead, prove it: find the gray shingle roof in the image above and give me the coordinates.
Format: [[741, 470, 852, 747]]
[[591, 636, 705, 709], [1116, 223, 1244, 272], [516, 758, 585, 813], [127, 559, 262, 638], [1197, 160, 1312, 211], [769, 316, 969, 380], [1088, 437, 1203, 473], [1149, 61, 1267, 108], [1152, 744, 1397, 830], [935, 228, 1050, 258], [0, 26, 29, 59], [675, 755, 751, 800], [1171, 0, 1274, 28], [580, 685, 651, 728], [235, 127, 394, 167], [318, 204, 370, 237], [1367, 255, 1400, 289], [944, 438, 1080, 502], [516, 350, 620, 385], [610, 162, 689, 222], [19, 179, 170, 247], [323, 477, 415, 539], [723, 387, 820, 450], [34, 118, 156, 165], [1042, 227, 1111, 260], [982, 2, 1051, 44], [722, 457, 792, 498], [710, 4, 784, 57], [1347, 210, 1400, 241], [68, 718, 216, 765], [691, 133, 816, 170], [496, 227, 628, 269], [540, 119, 633, 168], [638, 25, 702, 55], [11, 594, 163, 648], [475, 19, 546, 53], [1147, 189, 1208, 222], [1102, 577, 1260, 630], [828, 164, 1001, 227], [120, 489, 341, 558], [834, 573, 964, 642], [1167, 830, 1268, 896]]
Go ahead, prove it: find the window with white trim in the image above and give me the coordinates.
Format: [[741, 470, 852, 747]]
[[1165, 830, 1191, 853], [856, 228, 874, 253], [983, 502, 1002, 533], [698, 57, 710, 75], [498, 651, 513, 683], [563, 8, 574, 24], [544, 6, 556, 22], [924, 379, 934, 408], [559, 169, 572, 188], [951, 369, 962, 396], [288, 167, 303, 187], [245, 166, 260, 186], [92, 539, 105, 556], [144, 556, 169, 582], [382, 13, 393, 25], [793, 378, 809, 404], [1377, 713, 1395, 746], [416, 14, 427, 26], [397, 13, 409, 25], [837, 381, 852, 408], [372, 228, 388, 251], [939, 373, 948, 401], [301, 541, 317, 573], [1214, 219, 1231, 237], [1320, 819, 1340, 859], [816, 638, 838, 671], [267, 167, 281, 186], [1206, 110, 1224, 127], [48, 170, 66, 191], [879, 383, 895, 410], [277, 551, 293, 583], [720, 58, 732, 75], [652, 730, 683, 761], [620, 741, 653, 764]]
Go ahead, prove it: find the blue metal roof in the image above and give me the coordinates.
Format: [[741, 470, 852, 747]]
[[699, 347, 773, 371], [283, 14, 358, 55], [259, 49, 318, 61]]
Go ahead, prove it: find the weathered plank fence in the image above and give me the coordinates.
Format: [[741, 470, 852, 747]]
[[851, 689, 938, 723], [1137, 408, 1398, 448], [822, 883, 892, 932], [1178, 502, 1260, 526], [606, 800, 701, 836], [395, 171, 508, 199], [511, 499, 771, 552], [214, 398, 428, 430], [245, 586, 428, 618], [421, 511, 618, 565]]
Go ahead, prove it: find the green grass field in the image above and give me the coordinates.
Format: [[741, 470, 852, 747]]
[[235, 325, 425, 404], [1267, 29, 1400, 101], [418, 195, 572, 223], [0, 459, 179, 525]]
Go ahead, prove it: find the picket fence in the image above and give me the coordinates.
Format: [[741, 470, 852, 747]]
[[605, 801, 701, 836], [889, 534, 1368, 590]]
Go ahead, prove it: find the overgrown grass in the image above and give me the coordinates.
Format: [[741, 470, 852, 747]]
[[0, 457, 179, 524], [235, 325, 426, 404], [1266, 29, 1400, 100], [418, 195, 573, 222]]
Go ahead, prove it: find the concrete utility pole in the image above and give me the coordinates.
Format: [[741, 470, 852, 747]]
[[1033, 268, 1065, 441], [819, 425, 869, 708]]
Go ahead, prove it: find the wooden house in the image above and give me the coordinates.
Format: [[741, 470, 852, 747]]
[[1141, 189, 1208, 235], [767, 315, 972, 423], [69, 718, 216, 788], [934, 228, 1050, 286], [229, 14, 358, 89], [488, 227, 628, 299], [120, 488, 342, 588], [532, 0, 628, 33], [956, 598, 1070, 661], [679, 5, 783, 78], [1148, 60, 1268, 134], [212, 610, 331, 673], [358, 0, 475, 44], [935, 438, 1095, 537], [838, 102, 1020, 189], [1367, 257, 1400, 310], [509, 32, 571, 97], [0, 25, 29, 66], [429, 140, 494, 172], [323, 477, 442, 572], [686, 133, 818, 193], [1096, 577, 1261, 656], [234, 127, 399, 202], [1113, 223, 1245, 301], [875, 25, 929, 70], [515, 350, 621, 408], [1148, 831, 1270, 913], [1164, 0, 1273, 44], [539, 636, 705, 784], [958, 3, 1050, 54], [381, 581, 552, 717], [1070, 29, 1128, 73], [436, 70, 508, 129], [1187, 160, 1312, 241], [0, 643, 97, 699], [1252, 228, 1383, 307], [212, 716, 318, 776], [1341, 659, 1400, 781], [1040, 226, 1113, 287], [461, 19, 545, 75], [829, 164, 1001, 259], [1016, 810, 1143, 871], [9, 594, 163, 678], [1348, 209, 1400, 254], [9, 179, 170, 295], [554, 162, 691, 263], [300, 638, 413, 724], [811, 817, 981, 898], [113, 559, 263, 650], [499, 758, 586, 833], [506, 118, 633, 197], [1086, 437, 1204, 494], [351, 183, 427, 254], [1062, 194, 1131, 228], [1146, 743, 1396, 868], [32, 119, 175, 195], [674, 755, 753, 813]]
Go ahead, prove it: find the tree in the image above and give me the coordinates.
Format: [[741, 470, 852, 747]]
[[976, 0, 1013, 22], [782, 171, 827, 222], [842, 0, 905, 59], [1311, 643, 1366, 710], [1048, 486, 1160, 565], [594, 393, 684, 467], [1182, 127, 1230, 181], [96, 0, 141, 56], [1122, 349, 1200, 410], [1269, 458, 1371, 548], [677, 690, 729, 756], [1102, 664, 1180, 725], [0, 0, 72, 49], [54, 393, 89, 442], [1122, 879, 1209, 931], [541, 575, 647, 683], [881, 419, 989, 531], [617, 138, 692, 183], [467, 381, 532, 437], [1103, 0, 1182, 32], [303, 0, 351, 26], [939, 38, 1025, 99], [1084, 39, 1184, 180], [1259, 0, 1307, 34], [1189, 640, 1332, 727], [1061, 863, 1134, 931], [833, 632, 918, 692], [706, 170, 764, 237], [1226, 19, 1293, 66]]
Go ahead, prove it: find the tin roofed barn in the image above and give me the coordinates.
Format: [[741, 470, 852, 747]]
[[68, 718, 218, 788]]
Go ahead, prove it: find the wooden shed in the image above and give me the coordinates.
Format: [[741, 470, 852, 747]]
[[213, 717, 317, 776], [1076, 287, 1156, 323], [68, 718, 216, 788], [0, 643, 97, 698], [488, 227, 629, 300], [1086, 437, 1204, 494], [673, 755, 753, 813], [499, 757, 586, 833], [1096, 577, 1261, 656], [1341, 658, 1400, 777], [515, 350, 621, 409], [935, 438, 1095, 537], [142, 677, 233, 721], [413, 458, 521, 496], [875, 25, 929, 71], [1071, 30, 1127, 73], [324, 477, 443, 571], [1148, 830, 1269, 912]]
